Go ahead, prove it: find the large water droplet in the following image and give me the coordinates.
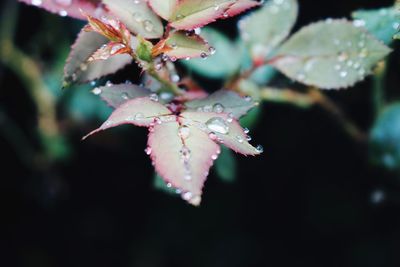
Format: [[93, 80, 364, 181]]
[[206, 117, 229, 134], [213, 103, 224, 113], [178, 125, 190, 139]]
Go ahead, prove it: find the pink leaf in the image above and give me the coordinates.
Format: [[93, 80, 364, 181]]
[[64, 29, 132, 85], [93, 83, 151, 109], [181, 111, 261, 155], [102, 0, 164, 39], [225, 0, 260, 17], [148, 121, 220, 205], [164, 0, 260, 30], [147, 0, 178, 20], [83, 97, 172, 140], [169, 0, 234, 30], [19, 0, 106, 20]]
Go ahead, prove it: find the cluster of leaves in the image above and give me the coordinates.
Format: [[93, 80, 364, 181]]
[[20, 0, 397, 205]]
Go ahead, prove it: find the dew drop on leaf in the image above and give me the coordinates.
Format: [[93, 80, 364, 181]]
[[206, 117, 230, 134]]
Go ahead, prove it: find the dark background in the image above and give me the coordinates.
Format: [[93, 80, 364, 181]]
[[2, 0, 400, 266]]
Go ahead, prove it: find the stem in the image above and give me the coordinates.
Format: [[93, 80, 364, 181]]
[[372, 60, 387, 117], [147, 65, 183, 95]]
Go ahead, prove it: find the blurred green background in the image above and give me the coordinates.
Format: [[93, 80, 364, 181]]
[[2, 0, 400, 266]]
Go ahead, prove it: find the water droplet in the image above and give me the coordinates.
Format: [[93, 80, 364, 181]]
[[31, 0, 42, 6], [182, 191, 193, 201], [121, 92, 129, 100], [244, 128, 250, 134], [211, 154, 218, 160], [213, 103, 224, 113], [337, 52, 348, 62], [133, 12, 143, 23], [353, 19, 366, 27], [208, 46, 216, 55], [296, 73, 306, 81], [255, 145, 264, 153], [134, 112, 144, 120], [170, 74, 180, 82], [149, 93, 159, 102], [178, 125, 190, 139], [166, 183, 172, 188], [180, 146, 191, 162], [244, 96, 252, 102], [200, 52, 208, 59], [208, 132, 217, 140], [59, 10, 68, 17], [144, 147, 152, 155], [340, 71, 348, 78], [170, 56, 177, 62], [92, 87, 102, 95], [206, 117, 229, 134], [143, 20, 154, 32], [236, 135, 244, 143], [203, 105, 212, 112], [106, 80, 113, 87]]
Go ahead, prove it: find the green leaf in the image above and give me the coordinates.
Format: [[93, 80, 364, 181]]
[[164, 31, 210, 59], [272, 19, 391, 89], [103, 0, 164, 39], [136, 37, 153, 62], [352, 7, 400, 45], [215, 146, 237, 183], [370, 103, 400, 171], [181, 28, 242, 79], [185, 90, 256, 119], [238, 0, 298, 61]]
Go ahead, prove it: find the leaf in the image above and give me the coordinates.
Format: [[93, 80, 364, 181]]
[[82, 97, 172, 139], [147, 0, 178, 20], [148, 121, 220, 205], [155, 31, 210, 59], [352, 7, 400, 45], [92, 83, 152, 108], [87, 42, 131, 61], [238, 0, 298, 61], [214, 146, 237, 183], [185, 90, 256, 119], [64, 30, 132, 85], [225, 0, 260, 17], [181, 28, 242, 78], [19, 0, 106, 20], [370, 103, 400, 171], [167, 0, 259, 30], [102, 0, 163, 39], [181, 111, 261, 155], [271, 19, 391, 89]]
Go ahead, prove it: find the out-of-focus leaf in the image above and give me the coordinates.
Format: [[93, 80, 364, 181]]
[[239, 105, 262, 129], [249, 65, 277, 85], [148, 121, 220, 206], [272, 19, 391, 89], [181, 28, 242, 78], [185, 90, 256, 119], [93, 83, 151, 109], [352, 7, 400, 45], [103, 0, 163, 39], [370, 103, 400, 171], [157, 31, 210, 59], [181, 111, 261, 155], [215, 146, 237, 183], [67, 86, 113, 121], [64, 30, 132, 86], [19, 0, 106, 20], [238, 0, 298, 61]]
